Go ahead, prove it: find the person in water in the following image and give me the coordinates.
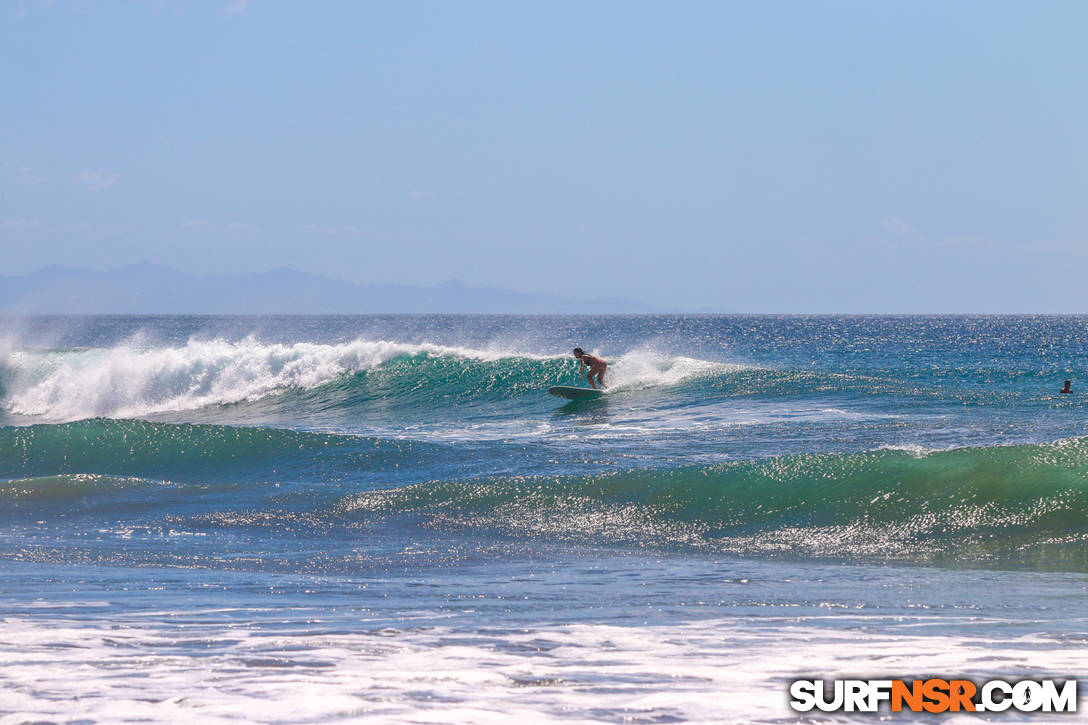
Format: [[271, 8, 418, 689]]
[[573, 348, 607, 389], [1060, 380, 1073, 394]]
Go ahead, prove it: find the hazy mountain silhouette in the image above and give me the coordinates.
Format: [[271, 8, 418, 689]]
[[0, 264, 659, 314]]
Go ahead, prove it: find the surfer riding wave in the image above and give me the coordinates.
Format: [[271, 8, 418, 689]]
[[573, 348, 607, 389]]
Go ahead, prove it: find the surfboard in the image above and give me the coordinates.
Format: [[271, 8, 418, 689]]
[[548, 386, 604, 401]]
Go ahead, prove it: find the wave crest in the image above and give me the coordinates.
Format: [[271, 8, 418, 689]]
[[1, 339, 730, 421]]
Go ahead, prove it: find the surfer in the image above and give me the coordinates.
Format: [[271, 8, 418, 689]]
[[1060, 380, 1073, 394], [573, 348, 607, 389]]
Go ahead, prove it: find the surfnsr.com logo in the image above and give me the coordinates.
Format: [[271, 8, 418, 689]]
[[789, 679, 1078, 713]]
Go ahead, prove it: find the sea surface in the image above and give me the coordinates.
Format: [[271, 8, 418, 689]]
[[2, 314, 1087, 723]]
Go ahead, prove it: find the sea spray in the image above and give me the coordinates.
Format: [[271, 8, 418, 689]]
[[1, 338, 733, 421]]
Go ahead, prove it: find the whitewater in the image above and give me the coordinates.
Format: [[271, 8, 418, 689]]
[[3, 314, 1088, 723], [1, 336, 726, 422]]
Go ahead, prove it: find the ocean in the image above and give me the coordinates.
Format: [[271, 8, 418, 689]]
[[2, 314, 1087, 723]]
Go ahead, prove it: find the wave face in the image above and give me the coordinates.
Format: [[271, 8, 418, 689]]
[[0, 419, 483, 510], [337, 438, 1088, 568], [6, 315, 1088, 725], [6, 428, 1088, 568], [0, 338, 729, 422], [3, 314, 1088, 572]]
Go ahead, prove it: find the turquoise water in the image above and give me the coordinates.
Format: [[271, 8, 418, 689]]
[[2, 315, 1087, 722]]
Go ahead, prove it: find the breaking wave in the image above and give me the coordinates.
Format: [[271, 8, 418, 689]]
[[0, 338, 731, 421]]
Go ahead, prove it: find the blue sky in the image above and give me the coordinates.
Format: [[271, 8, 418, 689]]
[[2, 1, 1085, 311]]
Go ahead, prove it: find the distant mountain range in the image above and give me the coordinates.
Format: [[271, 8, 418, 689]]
[[0, 264, 659, 314]]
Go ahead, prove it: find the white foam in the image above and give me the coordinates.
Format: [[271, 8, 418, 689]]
[[604, 350, 739, 391], [0, 339, 738, 423], [874, 443, 952, 457], [0, 338, 536, 422], [2, 613, 1082, 724]]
